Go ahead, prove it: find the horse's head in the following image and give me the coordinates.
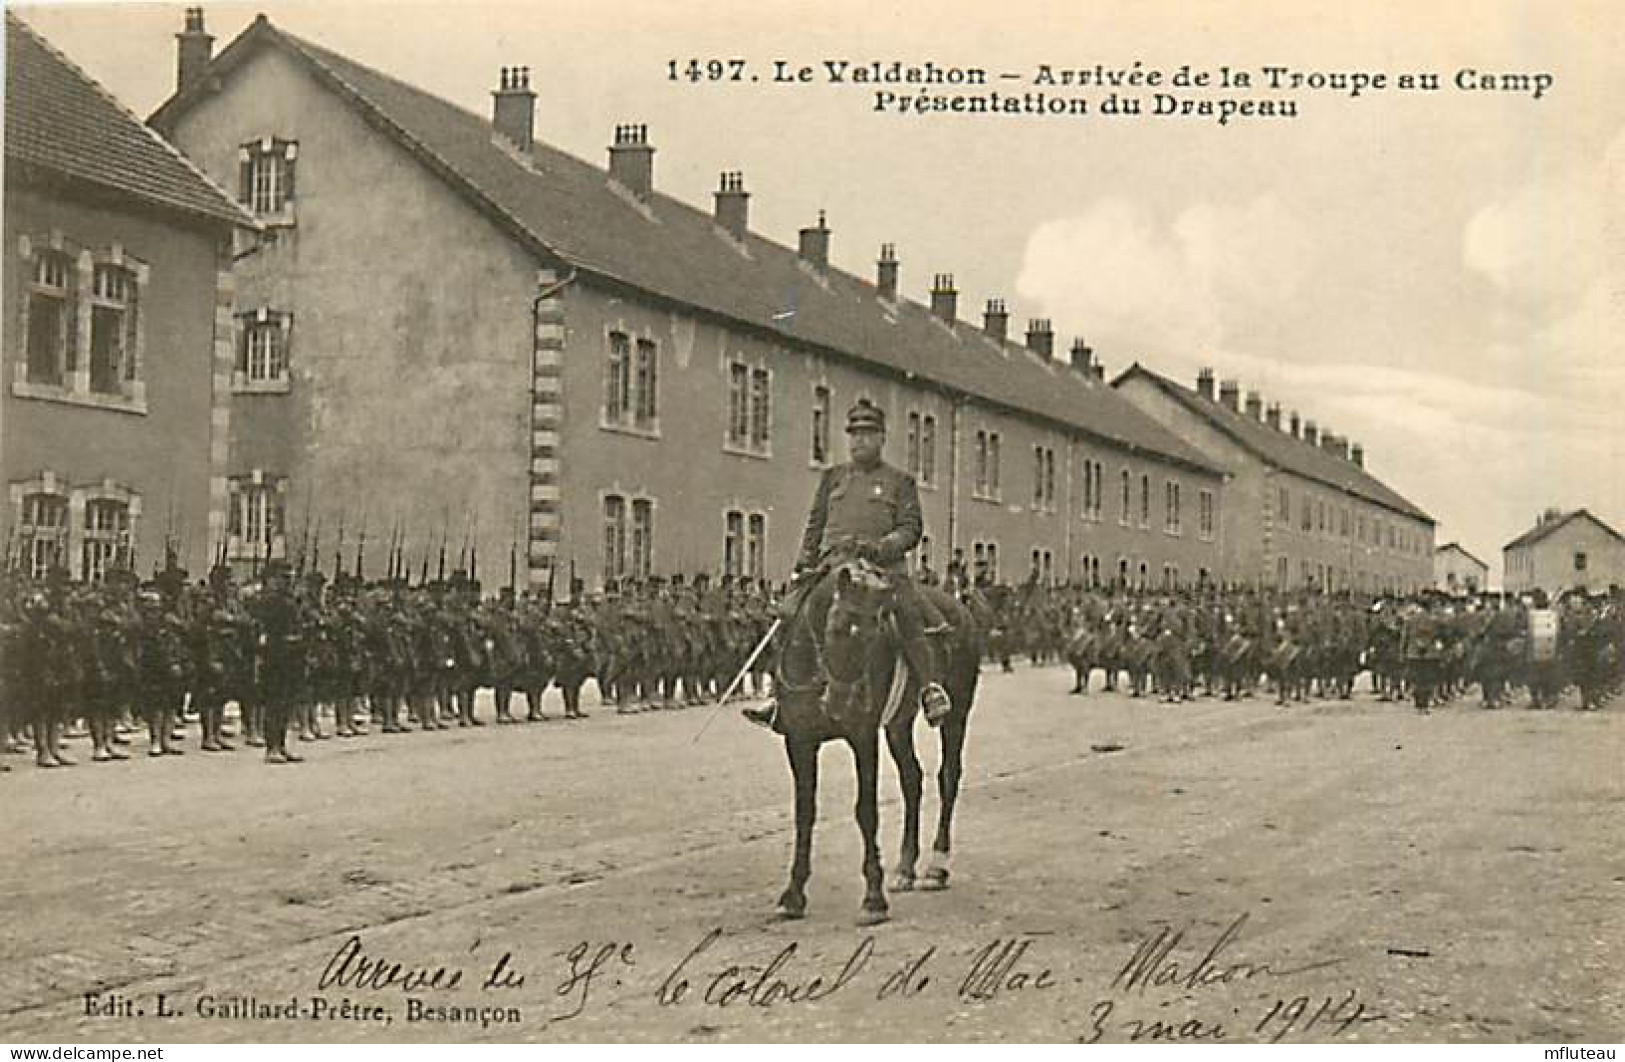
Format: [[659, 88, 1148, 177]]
[[821, 559, 895, 725]]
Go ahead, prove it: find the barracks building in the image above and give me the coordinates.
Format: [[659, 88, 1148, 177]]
[[149, 12, 1232, 593], [2, 14, 254, 581], [1113, 365, 1435, 593]]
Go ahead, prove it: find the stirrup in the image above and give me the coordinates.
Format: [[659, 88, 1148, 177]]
[[920, 683, 953, 725], [741, 701, 779, 731]]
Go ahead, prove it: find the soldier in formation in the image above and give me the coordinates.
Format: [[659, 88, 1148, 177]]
[[0, 549, 783, 771]]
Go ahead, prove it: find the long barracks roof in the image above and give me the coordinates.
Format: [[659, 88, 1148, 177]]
[[150, 16, 1221, 478], [5, 13, 254, 229], [1113, 362, 1434, 524], [1502, 509, 1625, 553]]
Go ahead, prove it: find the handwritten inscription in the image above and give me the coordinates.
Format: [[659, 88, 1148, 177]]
[[76, 917, 1392, 1037], [1112, 911, 1344, 994]]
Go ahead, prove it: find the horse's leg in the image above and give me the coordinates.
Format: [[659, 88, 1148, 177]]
[[922, 714, 966, 891], [777, 736, 818, 920], [851, 729, 889, 926], [884, 716, 923, 892]]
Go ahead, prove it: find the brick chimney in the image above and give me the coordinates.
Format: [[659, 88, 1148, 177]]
[[1321, 430, 1339, 454], [492, 67, 537, 154], [1265, 402, 1282, 431], [1245, 391, 1263, 421], [713, 171, 748, 240], [176, 7, 214, 95], [1218, 379, 1241, 412], [798, 211, 830, 272], [929, 274, 957, 323], [876, 244, 898, 301], [1093, 361, 1105, 381], [1070, 337, 1094, 373], [982, 298, 1008, 343], [1025, 319, 1054, 359], [1304, 420, 1319, 446], [1350, 442, 1364, 467], [1289, 411, 1301, 439], [608, 124, 654, 199], [1196, 367, 1215, 400]]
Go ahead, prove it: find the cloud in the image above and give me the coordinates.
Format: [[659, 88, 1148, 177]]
[[1462, 124, 1625, 309], [1013, 195, 1314, 353]]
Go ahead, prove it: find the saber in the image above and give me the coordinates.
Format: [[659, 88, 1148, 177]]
[[692, 616, 782, 744]]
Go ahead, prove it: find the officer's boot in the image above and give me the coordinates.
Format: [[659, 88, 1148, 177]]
[[901, 634, 953, 725]]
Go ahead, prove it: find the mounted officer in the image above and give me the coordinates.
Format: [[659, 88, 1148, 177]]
[[744, 398, 952, 730]]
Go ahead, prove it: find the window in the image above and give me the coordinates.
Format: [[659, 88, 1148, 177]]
[[1118, 557, 1130, 586], [630, 499, 654, 579], [921, 415, 937, 486], [747, 512, 765, 580], [908, 413, 923, 477], [25, 251, 72, 386], [239, 137, 297, 218], [227, 475, 286, 560], [988, 432, 1001, 495], [1278, 486, 1291, 528], [725, 361, 768, 453], [1165, 480, 1182, 534], [1086, 460, 1104, 520], [1317, 499, 1327, 534], [605, 332, 632, 424], [238, 311, 291, 385], [87, 264, 136, 395], [723, 510, 744, 577], [1082, 460, 1094, 520], [81, 499, 130, 582], [1199, 489, 1215, 539], [1120, 469, 1132, 525], [918, 534, 933, 575], [811, 385, 832, 466], [1276, 555, 1289, 589], [1031, 446, 1056, 510], [603, 495, 627, 582], [974, 430, 990, 497], [19, 492, 68, 579], [1575, 551, 1588, 572], [1357, 515, 1366, 543], [1139, 474, 1151, 528], [986, 541, 999, 581], [635, 340, 660, 427], [1301, 495, 1313, 532]]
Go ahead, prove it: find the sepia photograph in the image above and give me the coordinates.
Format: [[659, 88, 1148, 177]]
[[0, 0, 1621, 1046]]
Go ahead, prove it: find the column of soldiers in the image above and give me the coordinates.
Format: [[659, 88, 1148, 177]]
[[0, 557, 781, 771], [939, 561, 1622, 714]]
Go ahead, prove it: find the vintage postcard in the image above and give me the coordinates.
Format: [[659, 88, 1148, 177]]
[[1, 0, 1620, 1046]]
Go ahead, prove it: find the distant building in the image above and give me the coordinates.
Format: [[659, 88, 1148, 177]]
[[1502, 508, 1625, 596], [150, 13, 1227, 592], [1112, 365, 1435, 593], [1434, 542, 1488, 595], [2, 13, 254, 579]]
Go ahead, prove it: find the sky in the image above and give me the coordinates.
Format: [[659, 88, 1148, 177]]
[[10, 0, 1624, 578]]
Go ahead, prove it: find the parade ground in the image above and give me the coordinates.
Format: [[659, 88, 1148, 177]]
[[2, 665, 1621, 1044]]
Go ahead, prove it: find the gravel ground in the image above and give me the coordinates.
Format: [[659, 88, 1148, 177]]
[[1, 668, 1620, 1043]]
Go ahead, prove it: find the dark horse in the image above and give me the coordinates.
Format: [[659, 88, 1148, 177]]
[[773, 560, 984, 926]]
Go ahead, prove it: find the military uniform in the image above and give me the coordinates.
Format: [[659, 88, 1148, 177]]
[[748, 399, 952, 730]]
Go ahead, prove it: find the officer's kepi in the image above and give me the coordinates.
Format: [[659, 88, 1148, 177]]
[[846, 400, 885, 434]]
